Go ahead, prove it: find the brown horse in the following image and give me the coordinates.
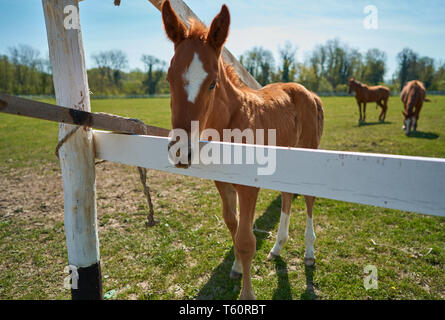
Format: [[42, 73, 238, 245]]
[[401, 80, 427, 135], [161, 0, 324, 300], [348, 78, 390, 123]]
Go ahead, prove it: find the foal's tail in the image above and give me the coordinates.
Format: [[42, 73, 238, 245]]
[[312, 93, 324, 146]]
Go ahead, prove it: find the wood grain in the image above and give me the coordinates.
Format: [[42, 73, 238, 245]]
[[0, 94, 170, 137]]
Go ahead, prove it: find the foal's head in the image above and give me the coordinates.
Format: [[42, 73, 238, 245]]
[[347, 78, 357, 94], [162, 0, 230, 133]]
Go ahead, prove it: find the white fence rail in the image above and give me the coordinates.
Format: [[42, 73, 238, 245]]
[[94, 130, 445, 218]]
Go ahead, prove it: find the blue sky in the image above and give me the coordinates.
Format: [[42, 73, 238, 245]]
[[1, 0, 444, 80]]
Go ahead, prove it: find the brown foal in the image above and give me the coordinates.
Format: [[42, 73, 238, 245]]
[[400, 80, 427, 135], [162, 0, 324, 299], [348, 78, 390, 123]]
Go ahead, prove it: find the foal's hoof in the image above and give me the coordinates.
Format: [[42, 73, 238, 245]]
[[230, 270, 242, 280], [304, 257, 315, 266], [267, 251, 279, 260], [240, 291, 256, 300]]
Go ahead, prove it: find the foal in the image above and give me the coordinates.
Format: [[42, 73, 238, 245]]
[[348, 78, 390, 123], [162, 0, 324, 300], [400, 80, 427, 135]]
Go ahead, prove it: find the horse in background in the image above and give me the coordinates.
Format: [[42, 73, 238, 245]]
[[348, 78, 390, 123], [401, 80, 427, 135], [161, 0, 324, 300]]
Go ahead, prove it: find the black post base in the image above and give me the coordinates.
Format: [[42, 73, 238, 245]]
[[71, 262, 103, 300]]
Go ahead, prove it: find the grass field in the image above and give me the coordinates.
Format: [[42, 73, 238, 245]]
[[0, 96, 444, 300]]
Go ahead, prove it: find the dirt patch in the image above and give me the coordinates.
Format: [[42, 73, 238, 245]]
[[0, 166, 64, 221], [0, 161, 203, 224]]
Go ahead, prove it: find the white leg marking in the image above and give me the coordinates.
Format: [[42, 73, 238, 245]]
[[304, 216, 316, 259], [404, 118, 411, 135], [232, 258, 242, 274], [412, 117, 417, 131], [270, 211, 290, 256], [182, 53, 208, 104]]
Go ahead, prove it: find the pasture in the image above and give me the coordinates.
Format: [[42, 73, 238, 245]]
[[0, 95, 444, 300]]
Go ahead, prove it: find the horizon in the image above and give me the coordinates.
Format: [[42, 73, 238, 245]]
[[1, 0, 445, 82]]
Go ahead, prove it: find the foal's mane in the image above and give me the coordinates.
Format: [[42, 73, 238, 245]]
[[186, 18, 244, 89], [352, 79, 368, 89]]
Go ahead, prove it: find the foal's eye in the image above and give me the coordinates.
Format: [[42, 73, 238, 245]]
[[210, 80, 217, 90]]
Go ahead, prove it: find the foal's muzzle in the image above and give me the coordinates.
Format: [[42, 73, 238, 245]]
[[167, 139, 192, 169]]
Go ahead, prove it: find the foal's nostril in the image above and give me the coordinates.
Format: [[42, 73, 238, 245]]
[[167, 140, 175, 152]]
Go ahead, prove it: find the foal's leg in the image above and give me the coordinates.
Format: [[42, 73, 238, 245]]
[[413, 114, 419, 132], [357, 101, 362, 123], [234, 185, 259, 300], [363, 103, 367, 122], [379, 99, 387, 121], [214, 181, 242, 279], [303, 195, 316, 266], [413, 105, 421, 132], [377, 101, 383, 121], [267, 192, 293, 259]]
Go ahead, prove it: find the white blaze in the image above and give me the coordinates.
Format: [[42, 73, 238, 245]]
[[183, 53, 208, 104]]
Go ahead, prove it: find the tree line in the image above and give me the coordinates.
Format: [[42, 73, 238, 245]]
[[240, 39, 445, 93], [87, 50, 169, 96], [1, 40, 445, 96], [0, 45, 53, 95], [0, 45, 169, 97]]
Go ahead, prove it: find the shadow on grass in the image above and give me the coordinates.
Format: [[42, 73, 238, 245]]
[[358, 121, 392, 127], [195, 194, 317, 300], [407, 131, 439, 140], [301, 264, 318, 300], [195, 195, 281, 299], [271, 256, 292, 299]]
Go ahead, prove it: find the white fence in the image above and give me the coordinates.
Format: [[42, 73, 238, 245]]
[[94, 130, 445, 218]]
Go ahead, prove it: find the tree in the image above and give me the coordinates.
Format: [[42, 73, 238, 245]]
[[362, 48, 386, 85], [417, 56, 435, 89], [308, 44, 327, 91], [396, 48, 419, 90], [4, 45, 55, 95], [278, 41, 297, 83], [91, 50, 128, 94], [141, 54, 166, 95], [296, 63, 319, 92], [240, 47, 275, 86], [307, 39, 362, 90]]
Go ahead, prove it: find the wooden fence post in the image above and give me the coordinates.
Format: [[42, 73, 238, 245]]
[[42, 0, 102, 299]]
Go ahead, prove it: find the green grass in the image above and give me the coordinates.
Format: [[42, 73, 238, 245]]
[[0, 96, 444, 300]]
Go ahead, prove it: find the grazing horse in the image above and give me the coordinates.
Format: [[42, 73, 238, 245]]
[[401, 80, 427, 135], [348, 78, 390, 123], [161, 0, 324, 300]]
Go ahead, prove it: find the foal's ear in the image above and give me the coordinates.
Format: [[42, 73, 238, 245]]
[[207, 5, 230, 53], [161, 0, 187, 45]]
